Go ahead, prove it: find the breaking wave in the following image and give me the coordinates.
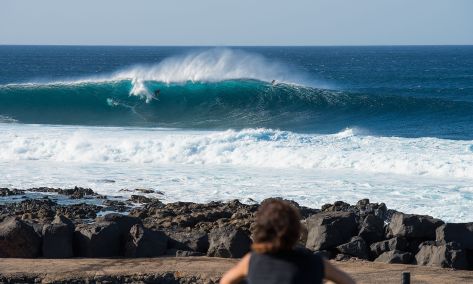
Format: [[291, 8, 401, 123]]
[[1, 48, 472, 137]]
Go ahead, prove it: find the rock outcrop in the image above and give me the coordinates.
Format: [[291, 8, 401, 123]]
[[388, 213, 444, 240], [336, 236, 369, 259], [167, 230, 210, 254], [207, 226, 252, 258], [306, 211, 357, 251], [436, 223, 473, 249], [416, 241, 468, 269], [125, 224, 168, 257], [42, 215, 74, 258], [375, 250, 413, 264], [0, 217, 41, 258], [370, 237, 407, 259], [74, 221, 122, 257]]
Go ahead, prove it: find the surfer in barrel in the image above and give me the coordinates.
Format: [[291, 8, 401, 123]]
[[154, 89, 161, 99]]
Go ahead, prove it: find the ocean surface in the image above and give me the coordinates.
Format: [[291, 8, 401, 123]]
[[1, 46, 472, 221]]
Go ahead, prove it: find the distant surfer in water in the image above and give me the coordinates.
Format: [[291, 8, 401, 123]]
[[271, 80, 276, 85], [154, 89, 161, 99]]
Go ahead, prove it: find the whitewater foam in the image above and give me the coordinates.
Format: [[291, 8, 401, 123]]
[[0, 115, 17, 123], [1, 124, 472, 179]]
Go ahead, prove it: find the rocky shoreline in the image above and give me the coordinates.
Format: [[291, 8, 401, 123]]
[[0, 187, 472, 272]]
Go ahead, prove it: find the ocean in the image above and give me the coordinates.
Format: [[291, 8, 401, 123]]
[[1, 45, 472, 221]]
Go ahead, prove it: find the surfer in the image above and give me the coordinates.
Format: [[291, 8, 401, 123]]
[[154, 89, 161, 100], [271, 80, 276, 85]]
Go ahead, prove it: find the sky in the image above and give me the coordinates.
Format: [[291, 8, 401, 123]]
[[1, 0, 472, 46]]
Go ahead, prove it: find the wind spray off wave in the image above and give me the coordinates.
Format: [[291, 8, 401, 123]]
[[115, 48, 308, 100]]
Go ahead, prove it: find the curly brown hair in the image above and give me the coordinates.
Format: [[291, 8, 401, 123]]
[[251, 198, 302, 253]]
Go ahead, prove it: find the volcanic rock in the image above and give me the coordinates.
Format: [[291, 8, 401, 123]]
[[62, 187, 96, 199], [207, 226, 251, 258], [416, 241, 468, 269], [102, 199, 131, 212], [0, 217, 41, 258], [358, 214, 385, 244], [436, 223, 473, 249], [74, 221, 121, 257], [375, 250, 413, 264], [388, 213, 444, 239], [370, 237, 407, 258], [336, 236, 369, 259], [29, 186, 99, 199], [42, 215, 74, 258], [125, 224, 168, 257], [129, 195, 152, 204], [135, 188, 155, 194], [321, 199, 388, 221], [0, 188, 25, 196], [305, 211, 357, 251], [56, 203, 102, 220], [167, 230, 209, 254]]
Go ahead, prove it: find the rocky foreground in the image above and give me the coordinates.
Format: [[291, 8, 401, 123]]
[[0, 186, 472, 274]]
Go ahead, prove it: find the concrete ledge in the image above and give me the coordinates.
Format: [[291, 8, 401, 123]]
[[0, 257, 472, 283]]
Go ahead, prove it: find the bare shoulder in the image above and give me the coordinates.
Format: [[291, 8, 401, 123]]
[[219, 253, 252, 284], [323, 259, 356, 284], [238, 252, 252, 272]]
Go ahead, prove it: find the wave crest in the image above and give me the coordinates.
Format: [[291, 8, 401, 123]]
[[115, 48, 310, 101], [114, 48, 303, 84]]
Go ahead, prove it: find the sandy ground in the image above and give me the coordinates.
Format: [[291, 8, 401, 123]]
[[0, 257, 472, 283]]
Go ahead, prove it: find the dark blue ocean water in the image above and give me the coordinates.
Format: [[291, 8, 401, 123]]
[[1, 45, 472, 139]]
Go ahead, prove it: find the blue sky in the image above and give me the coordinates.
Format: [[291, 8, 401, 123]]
[[1, 0, 472, 45]]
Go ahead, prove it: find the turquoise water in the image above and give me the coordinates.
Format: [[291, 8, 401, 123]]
[[1, 46, 473, 139]]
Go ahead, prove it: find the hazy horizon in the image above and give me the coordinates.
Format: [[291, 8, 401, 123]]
[[1, 0, 472, 46]]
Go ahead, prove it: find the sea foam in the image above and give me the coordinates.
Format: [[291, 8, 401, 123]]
[[1, 124, 472, 180]]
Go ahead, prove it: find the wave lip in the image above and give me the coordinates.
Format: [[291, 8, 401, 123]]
[[1, 125, 473, 180]]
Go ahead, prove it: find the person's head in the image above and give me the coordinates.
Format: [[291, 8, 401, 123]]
[[251, 198, 302, 254]]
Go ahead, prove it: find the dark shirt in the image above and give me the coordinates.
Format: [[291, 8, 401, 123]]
[[247, 249, 324, 284]]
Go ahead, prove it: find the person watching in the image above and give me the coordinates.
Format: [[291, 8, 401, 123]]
[[220, 199, 356, 284]]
